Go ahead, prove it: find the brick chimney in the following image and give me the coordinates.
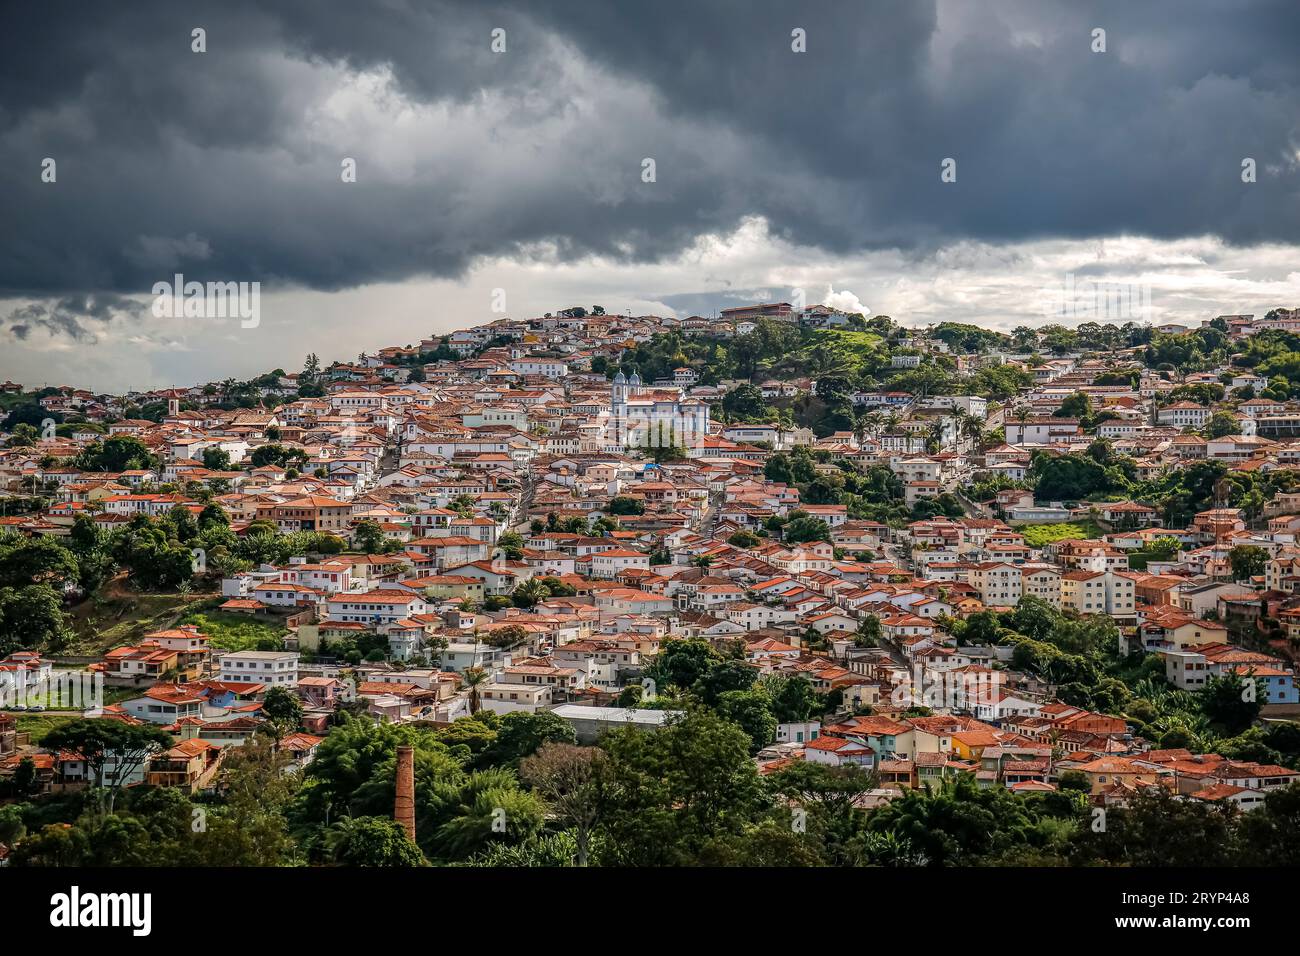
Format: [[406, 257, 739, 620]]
[[394, 744, 416, 843]]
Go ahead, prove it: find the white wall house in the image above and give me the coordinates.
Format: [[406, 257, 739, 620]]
[[217, 651, 300, 686]]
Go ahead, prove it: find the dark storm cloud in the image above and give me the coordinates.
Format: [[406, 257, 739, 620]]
[[5, 293, 146, 342], [1, 0, 1298, 318]]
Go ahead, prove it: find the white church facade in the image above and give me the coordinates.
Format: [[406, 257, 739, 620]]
[[607, 371, 710, 452]]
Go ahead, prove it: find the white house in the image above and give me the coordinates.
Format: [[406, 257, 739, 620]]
[[217, 650, 300, 687]]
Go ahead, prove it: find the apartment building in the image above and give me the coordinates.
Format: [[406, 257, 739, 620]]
[[217, 650, 300, 687]]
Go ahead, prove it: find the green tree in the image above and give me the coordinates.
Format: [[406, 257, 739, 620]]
[[1069, 786, 1237, 867], [866, 777, 1039, 866], [595, 710, 769, 865], [768, 761, 880, 864], [645, 638, 722, 693], [1199, 671, 1262, 735], [10, 822, 92, 866], [425, 767, 547, 861], [1237, 781, 1300, 865], [483, 711, 577, 767], [262, 686, 304, 731], [855, 614, 882, 648], [1031, 451, 1116, 501], [1056, 392, 1092, 420], [782, 512, 831, 544], [695, 658, 757, 705], [519, 742, 608, 867], [721, 383, 768, 420], [484, 624, 530, 651], [956, 610, 1003, 645], [511, 577, 552, 608], [496, 531, 525, 559], [327, 816, 428, 866], [715, 689, 778, 753], [202, 446, 233, 470], [112, 517, 194, 590], [761, 674, 818, 722], [607, 496, 645, 516], [1228, 545, 1268, 582], [352, 519, 389, 554], [461, 668, 490, 714], [0, 584, 71, 655], [8, 423, 38, 446], [43, 720, 173, 812], [199, 733, 301, 865], [1204, 409, 1239, 439], [0, 535, 80, 590], [92, 435, 155, 471]]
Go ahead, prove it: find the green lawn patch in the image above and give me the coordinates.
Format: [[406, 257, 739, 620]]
[[15, 714, 76, 744], [760, 328, 885, 381], [176, 610, 288, 651], [1019, 520, 1105, 548]]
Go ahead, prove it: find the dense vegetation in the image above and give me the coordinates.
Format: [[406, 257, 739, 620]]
[[7, 699, 1300, 868], [762, 446, 964, 528], [0, 512, 345, 657]]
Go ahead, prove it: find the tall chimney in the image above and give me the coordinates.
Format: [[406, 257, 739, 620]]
[[394, 745, 416, 843]]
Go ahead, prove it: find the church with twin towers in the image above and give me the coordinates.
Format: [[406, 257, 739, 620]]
[[609, 370, 710, 451]]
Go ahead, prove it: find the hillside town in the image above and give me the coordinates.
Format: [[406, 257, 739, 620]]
[[3, 304, 1300, 867]]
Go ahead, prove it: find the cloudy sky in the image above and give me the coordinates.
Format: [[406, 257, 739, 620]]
[[2, 0, 1299, 392]]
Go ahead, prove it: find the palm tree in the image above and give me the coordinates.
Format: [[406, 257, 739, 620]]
[[461, 667, 489, 715], [950, 406, 969, 444], [854, 828, 922, 867], [925, 420, 946, 454], [852, 412, 875, 447], [512, 577, 551, 608]]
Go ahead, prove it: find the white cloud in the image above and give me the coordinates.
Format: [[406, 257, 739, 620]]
[[822, 286, 870, 315]]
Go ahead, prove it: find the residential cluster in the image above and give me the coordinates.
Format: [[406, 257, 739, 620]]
[[4, 304, 1300, 823]]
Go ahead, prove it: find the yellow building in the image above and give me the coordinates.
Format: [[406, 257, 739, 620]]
[[411, 574, 485, 603], [1061, 570, 1108, 614]]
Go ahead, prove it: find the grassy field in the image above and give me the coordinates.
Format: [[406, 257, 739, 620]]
[[797, 329, 884, 374], [67, 592, 194, 655], [61, 580, 288, 657], [176, 610, 288, 651], [763, 328, 885, 380], [1019, 521, 1105, 548], [65, 585, 216, 656], [16, 714, 76, 744]]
